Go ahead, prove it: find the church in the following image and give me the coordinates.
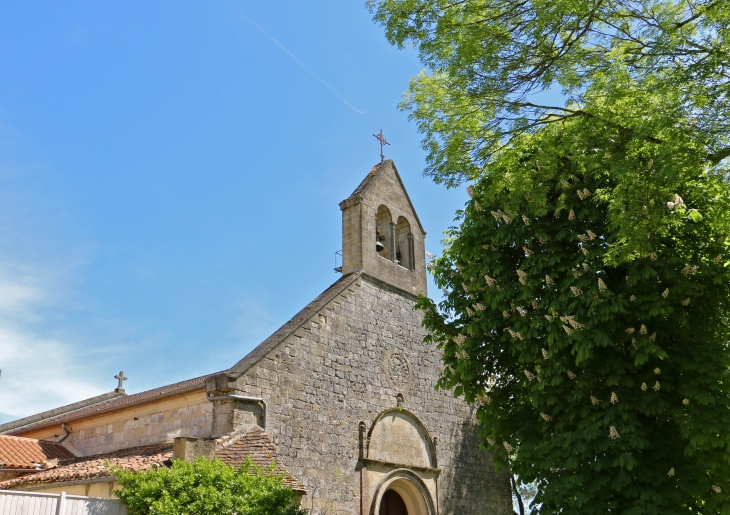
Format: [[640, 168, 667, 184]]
[[0, 160, 512, 514]]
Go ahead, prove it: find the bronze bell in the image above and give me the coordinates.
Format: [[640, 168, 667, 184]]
[[376, 231, 385, 252]]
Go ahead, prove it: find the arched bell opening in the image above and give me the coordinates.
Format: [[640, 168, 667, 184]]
[[376, 205, 394, 259], [395, 216, 414, 270]]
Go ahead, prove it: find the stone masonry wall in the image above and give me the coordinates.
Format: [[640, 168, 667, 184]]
[[230, 275, 512, 515], [22, 392, 213, 456]]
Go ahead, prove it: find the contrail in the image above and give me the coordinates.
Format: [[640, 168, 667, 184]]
[[228, 5, 365, 115]]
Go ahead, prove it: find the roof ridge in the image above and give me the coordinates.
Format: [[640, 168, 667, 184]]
[[1, 372, 224, 435], [0, 390, 126, 434]]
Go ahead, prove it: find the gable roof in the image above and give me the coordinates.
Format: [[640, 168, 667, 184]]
[[216, 426, 305, 492], [0, 435, 75, 470], [227, 271, 362, 378], [341, 160, 426, 235], [0, 372, 221, 435], [0, 391, 126, 435], [0, 443, 172, 489]]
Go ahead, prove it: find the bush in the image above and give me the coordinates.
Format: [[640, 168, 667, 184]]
[[113, 456, 307, 515]]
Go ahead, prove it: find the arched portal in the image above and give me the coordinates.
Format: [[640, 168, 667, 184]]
[[370, 470, 435, 515]]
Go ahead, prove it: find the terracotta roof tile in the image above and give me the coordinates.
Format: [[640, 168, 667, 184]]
[[0, 443, 172, 489], [216, 427, 306, 492], [0, 435, 75, 469]]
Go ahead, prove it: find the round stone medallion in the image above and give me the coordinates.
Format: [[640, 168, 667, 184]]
[[383, 348, 412, 392]]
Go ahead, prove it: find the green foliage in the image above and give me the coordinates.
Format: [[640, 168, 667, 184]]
[[368, 0, 730, 187], [112, 457, 307, 515], [416, 116, 730, 513]]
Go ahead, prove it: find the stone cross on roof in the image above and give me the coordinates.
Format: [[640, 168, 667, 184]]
[[114, 371, 127, 393]]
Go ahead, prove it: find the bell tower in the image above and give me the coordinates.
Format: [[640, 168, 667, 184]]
[[339, 160, 427, 296]]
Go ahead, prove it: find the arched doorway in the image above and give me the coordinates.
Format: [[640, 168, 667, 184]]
[[379, 489, 408, 515], [371, 472, 435, 515]]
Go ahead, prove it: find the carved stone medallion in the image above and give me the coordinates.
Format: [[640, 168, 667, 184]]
[[383, 348, 412, 392]]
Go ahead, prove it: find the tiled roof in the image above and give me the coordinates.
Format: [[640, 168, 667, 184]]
[[216, 427, 306, 492], [1, 372, 222, 435], [0, 443, 172, 489], [227, 272, 362, 378], [0, 391, 126, 434], [0, 435, 75, 469], [0, 431, 305, 494]]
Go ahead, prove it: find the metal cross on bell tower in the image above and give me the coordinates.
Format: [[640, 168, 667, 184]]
[[373, 129, 390, 162], [114, 371, 128, 393]]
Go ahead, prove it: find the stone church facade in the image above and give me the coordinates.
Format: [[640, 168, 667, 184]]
[[0, 160, 511, 515]]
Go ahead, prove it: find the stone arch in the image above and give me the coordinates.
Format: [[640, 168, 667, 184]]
[[376, 205, 394, 260], [366, 408, 437, 469], [370, 469, 436, 515], [394, 216, 414, 270]]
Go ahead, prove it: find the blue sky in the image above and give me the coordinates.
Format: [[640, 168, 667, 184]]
[[0, 1, 468, 422]]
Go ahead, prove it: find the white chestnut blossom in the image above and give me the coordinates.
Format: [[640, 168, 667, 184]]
[[662, 288, 670, 298], [567, 371, 577, 379], [570, 286, 582, 297], [516, 270, 528, 285], [590, 396, 600, 405], [545, 274, 554, 285], [503, 441, 513, 452], [609, 426, 620, 439], [610, 392, 619, 404], [540, 413, 552, 422], [668, 468, 675, 477]]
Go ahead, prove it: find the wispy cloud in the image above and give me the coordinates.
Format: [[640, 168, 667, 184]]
[[227, 4, 365, 115], [0, 262, 106, 422]]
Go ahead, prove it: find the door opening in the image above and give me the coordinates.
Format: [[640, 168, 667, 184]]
[[379, 489, 408, 515]]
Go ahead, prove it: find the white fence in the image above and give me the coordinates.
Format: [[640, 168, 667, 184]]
[[0, 490, 127, 515]]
